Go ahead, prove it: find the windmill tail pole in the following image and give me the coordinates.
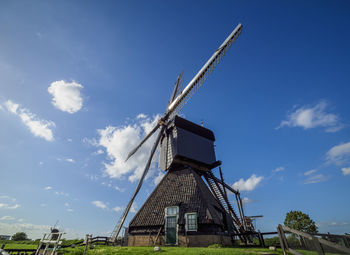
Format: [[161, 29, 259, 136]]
[[166, 23, 242, 116], [110, 126, 165, 242]]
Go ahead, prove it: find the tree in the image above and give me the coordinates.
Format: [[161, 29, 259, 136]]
[[11, 232, 28, 241], [284, 210, 318, 233]]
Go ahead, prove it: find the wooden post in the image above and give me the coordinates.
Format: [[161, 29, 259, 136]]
[[277, 225, 287, 255], [83, 234, 90, 255], [311, 236, 324, 255]]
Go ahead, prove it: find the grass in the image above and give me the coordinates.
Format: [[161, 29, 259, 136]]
[[61, 245, 286, 255], [1, 242, 285, 255]]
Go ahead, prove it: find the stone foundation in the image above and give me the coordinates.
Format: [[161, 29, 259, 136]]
[[128, 234, 232, 247]]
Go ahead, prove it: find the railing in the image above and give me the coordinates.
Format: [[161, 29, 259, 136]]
[[277, 224, 350, 255]]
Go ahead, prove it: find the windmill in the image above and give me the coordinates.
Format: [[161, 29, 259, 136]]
[[110, 23, 253, 245]]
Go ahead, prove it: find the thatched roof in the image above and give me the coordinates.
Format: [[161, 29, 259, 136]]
[[129, 167, 225, 229]]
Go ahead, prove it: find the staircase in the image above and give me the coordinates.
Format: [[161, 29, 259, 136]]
[[204, 171, 247, 242]]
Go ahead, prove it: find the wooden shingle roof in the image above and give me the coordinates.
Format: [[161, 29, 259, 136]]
[[129, 167, 225, 228]]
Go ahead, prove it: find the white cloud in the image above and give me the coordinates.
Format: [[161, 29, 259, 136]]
[[304, 169, 317, 176], [232, 174, 264, 192], [48, 80, 83, 113], [97, 114, 161, 182], [114, 185, 124, 192], [113, 206, 123, 213], [44, 186, 52, 190], [0, 216, 15, 221], [153, 171, 165, 186], [64, 203, 69, 207], [304, 174, 328, 184], [137, 113, 147, 119], [66, 158, 75, 163], [241, 197, 253, 204], [0, 196, 20, 210], [0, 204, 20, 209], [130, 203, 137, 213], [86, 174, 98, 181], [326, 142, 350, 165], [341, 167, 350, 176], [272, 166, 284, 173], [0, 222, 51, 239], [92, 200, 107, 210], [93, 149, 104, 155], [67, 208, 74, 212], [4, 100, 55, 141], [18, 218, 25, 222], [54, 191, 69, 197], [278, 101, 343, 132]]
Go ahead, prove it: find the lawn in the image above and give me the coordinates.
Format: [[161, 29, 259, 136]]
[[0, 242, 285, 255], [61, 245, 285, 255]]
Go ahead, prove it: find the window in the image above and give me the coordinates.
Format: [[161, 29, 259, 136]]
[[185, 212, 198, 231], [166, 206, 179, 216]]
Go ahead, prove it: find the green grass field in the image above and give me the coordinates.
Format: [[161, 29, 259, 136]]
[[61, 245, 285, 255], [0, 242, 285, 255]]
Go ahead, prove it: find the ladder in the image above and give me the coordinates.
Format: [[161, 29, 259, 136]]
[[204, 171, 248, 243], [35, 231, 64, 255]]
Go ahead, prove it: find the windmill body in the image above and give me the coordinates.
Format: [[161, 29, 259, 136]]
[[109, 23, 255, 246], [128, 117, 235, 246]]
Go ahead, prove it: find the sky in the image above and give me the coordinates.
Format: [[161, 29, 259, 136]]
[[0, 0, 349, 239]]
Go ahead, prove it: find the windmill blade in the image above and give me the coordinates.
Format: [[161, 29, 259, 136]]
[[125, 122, 160, 161], [166, 23, 242, 118], [168, 71, 184, 106], [111, 125, 166, 241]]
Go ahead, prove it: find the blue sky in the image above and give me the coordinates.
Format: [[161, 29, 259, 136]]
[[0, 0, 349, 239]]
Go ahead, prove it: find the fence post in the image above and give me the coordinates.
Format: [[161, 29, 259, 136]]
[[277, 225, 287, 255], [312, 236, 324, 255]]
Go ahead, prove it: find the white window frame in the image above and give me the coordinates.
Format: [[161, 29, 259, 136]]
[[185, 212, 198, 232]]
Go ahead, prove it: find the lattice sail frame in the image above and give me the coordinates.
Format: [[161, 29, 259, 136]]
[[167, 24, 242, 120]]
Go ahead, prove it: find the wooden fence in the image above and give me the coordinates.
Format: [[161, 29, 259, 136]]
[[277, 224, 350, 255]]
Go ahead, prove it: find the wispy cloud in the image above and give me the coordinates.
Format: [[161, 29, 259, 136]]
[[91, 200, 108, 210], [65, 158, 75, 163], [232, 174, 264, 192], [48, 80, 84, 114], [277, 101, 343, 132], [55, 191, 69, 197], [97, 114, 161, 182], [304, 174, 328, 184], [0, 216, 15, 221], [304, 169, 317, 176], [241, 197, 254, 204], [326, 141, 350, 165], [0, 222, 51, 239], [153, 172, 165, 185], [341, 167, 350, 176], [113, 206, 123, 212], [0, 203, 20, 209], [0, 196, 20, 209], [4, 100, 55, 141], [130, 203, 137, 213], [44, 186, 52, 190], [272, 166, 285, 173]]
